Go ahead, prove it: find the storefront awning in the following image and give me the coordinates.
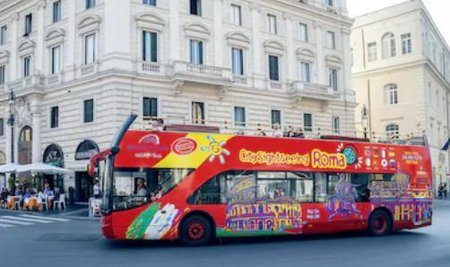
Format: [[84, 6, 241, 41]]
[[16, 163, 74, 175]]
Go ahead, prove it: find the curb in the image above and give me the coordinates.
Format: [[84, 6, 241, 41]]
[[63, 215, 101, 222]]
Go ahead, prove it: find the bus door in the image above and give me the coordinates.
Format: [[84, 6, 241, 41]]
[[350, 173, 372, 228]]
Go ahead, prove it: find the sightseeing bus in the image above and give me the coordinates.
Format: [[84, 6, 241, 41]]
[[89, 114, 433, 245]]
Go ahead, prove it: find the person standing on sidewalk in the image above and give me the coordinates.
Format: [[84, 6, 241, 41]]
[[93, 180, 101, 199], [444, 183, 448, 199]]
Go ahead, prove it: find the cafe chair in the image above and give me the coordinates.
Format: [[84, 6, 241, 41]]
[[40, 196, 48, 211], [14, 196, 22, 210], [54, 194, 66, 211]]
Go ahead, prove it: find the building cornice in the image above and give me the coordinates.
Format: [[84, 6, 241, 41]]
[[0, 69, 356, 108]]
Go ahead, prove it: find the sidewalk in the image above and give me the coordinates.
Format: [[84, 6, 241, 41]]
[[434, 199, 450, 207], [0, 203, 99, 221]]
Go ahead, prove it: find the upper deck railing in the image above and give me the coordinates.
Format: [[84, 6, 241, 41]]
[[141, 116, 428, 147]]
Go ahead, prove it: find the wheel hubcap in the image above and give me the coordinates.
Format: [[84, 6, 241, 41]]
[[188, 222, 205, 240], [374, 215, 387, 233]]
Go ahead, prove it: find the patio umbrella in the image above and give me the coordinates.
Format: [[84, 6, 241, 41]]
[[0, 163, 20, 173], [16, 163, 74, 175]]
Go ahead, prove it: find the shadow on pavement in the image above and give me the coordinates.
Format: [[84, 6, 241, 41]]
[[101, 230, 428, 250]]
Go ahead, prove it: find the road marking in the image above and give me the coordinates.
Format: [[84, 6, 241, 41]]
[[0, 218, 34, 226], [0, 223, 14, 228], [19, 215, 70, 222], [1, 216, 53, 224]]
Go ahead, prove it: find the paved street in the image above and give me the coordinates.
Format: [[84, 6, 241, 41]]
[[0, 201, 449, 267]]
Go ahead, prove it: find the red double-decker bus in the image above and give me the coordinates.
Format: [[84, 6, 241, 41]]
[[90, 115, 432, 245]]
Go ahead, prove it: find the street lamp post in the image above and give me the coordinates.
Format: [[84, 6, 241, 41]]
[[361, 105, 369, 140], [7, 90, 16, 164]]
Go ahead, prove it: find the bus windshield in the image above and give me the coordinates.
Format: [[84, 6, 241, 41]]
[[106, 167, 193, 212]]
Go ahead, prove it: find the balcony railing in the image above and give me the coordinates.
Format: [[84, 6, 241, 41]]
[[141, 61, 160, 72], [81, 63, 96, 76], [270, 81, 283, 89], [7, 75, 45, 94], [233, 75, 247, 84], [288, 81, 340, 101], [170, 61, 232, 86], [47, 73, 62, 85]]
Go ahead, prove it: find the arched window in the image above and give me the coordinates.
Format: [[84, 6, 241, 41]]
[[382, 33, 396, 58], [18, 126, 32, 164], [385, 83, 398, 105], [43, 144, 64, 167], [386, 124, 399, 139], [75, 139, 99, 160]]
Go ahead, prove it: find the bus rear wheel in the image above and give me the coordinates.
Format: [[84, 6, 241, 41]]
[[180, 215, 213, 246], [368, 209, 393, 236]]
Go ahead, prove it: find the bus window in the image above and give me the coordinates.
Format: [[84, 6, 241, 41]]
[[112, 168, 193, 211], [328, 173, 344, 195], [373, 173, 393, 181], [226, 171, 257, 204], [287, 172, 313, 202], [257, 172, 288, 201], [314, 173, 327, 202], [187, 174, 227, 205], [351, 173, 371, 202]]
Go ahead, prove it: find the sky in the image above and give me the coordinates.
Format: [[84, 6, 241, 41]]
[[347, 0, 450, 45]]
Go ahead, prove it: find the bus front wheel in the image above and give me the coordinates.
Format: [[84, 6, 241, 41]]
[[368, 209, 393, 236], [180, 215, 213, 246]]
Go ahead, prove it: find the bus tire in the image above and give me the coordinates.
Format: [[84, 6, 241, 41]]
[[368, 209, 393, 236], [180, 215, 213, 246]]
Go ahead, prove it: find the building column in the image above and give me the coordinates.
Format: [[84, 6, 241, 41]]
[[103, 0, 132, 69], [213, 0, 224, 67], [31, 97, 42, 163], [285, 15, 296, 82], [341, 29, 352, 94], [250, 4, 264, 88], [8, 13, 19, 82], [314, 21, 325, 85], [65, 0, 76, 80], [35, 1, 46, 75], [169, 0, 181, 62]]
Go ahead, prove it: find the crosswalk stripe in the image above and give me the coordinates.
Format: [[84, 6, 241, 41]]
[[1, 216, 53, 224], [19, 215, 70, 222], [0, 218, 34, 226], [0, 223, 14, 228]]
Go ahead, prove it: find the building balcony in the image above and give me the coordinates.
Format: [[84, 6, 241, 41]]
[[7, 75, 45, 95], [169, 61, 233, 87], [80, 62, 98, 76], [232, 75, 248, 85], [288, 81, 340, 102], [141, 61, 161, 73], [46, 73, 64, 85]]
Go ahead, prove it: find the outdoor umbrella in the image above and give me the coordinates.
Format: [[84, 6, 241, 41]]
[[0, 163, 20, 173], [16, 163, 74, 175]]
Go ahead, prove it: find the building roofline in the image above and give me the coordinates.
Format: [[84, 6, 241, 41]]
[[352, 0, 419, 20], [352, 0, 449, 51]]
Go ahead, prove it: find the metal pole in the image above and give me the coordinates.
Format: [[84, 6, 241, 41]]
[[11, 126, 14, 163]]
